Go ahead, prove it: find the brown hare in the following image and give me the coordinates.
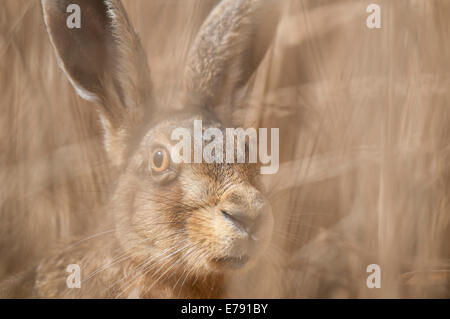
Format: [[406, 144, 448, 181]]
[[0, 0, 280, 298]]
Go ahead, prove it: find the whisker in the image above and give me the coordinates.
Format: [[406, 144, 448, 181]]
[[63, 229, 116, 251]]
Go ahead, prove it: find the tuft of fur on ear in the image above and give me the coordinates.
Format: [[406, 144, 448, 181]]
[[41, 0, 153, 166], [182, 0, 280, 114]]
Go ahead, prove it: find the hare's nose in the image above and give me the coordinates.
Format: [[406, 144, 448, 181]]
[[221, 210, 263, 238]]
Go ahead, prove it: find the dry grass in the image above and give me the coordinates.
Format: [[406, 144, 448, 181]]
[[0, 0, 449, 298]]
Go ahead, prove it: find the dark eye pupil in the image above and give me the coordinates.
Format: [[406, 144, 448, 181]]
[[153, 151, 164, 167]]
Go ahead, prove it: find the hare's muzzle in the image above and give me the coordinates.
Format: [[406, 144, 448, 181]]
[[220, 210, 265, 241], [210, 187, 274, 270]]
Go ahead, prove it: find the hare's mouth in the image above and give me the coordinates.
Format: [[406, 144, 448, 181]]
[[211, 255, 250, 269]]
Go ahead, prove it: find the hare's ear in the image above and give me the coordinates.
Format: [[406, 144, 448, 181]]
[[182, 0, 279, 117], [41, 0, 153, 166]]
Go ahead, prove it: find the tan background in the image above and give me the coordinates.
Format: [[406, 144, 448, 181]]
[[1, 0, 449, 297]]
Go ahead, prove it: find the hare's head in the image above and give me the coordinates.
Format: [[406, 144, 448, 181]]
[[42, 0, 278, 279]]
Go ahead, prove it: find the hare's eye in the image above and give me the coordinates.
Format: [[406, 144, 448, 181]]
[[151, 148, 170, 173]]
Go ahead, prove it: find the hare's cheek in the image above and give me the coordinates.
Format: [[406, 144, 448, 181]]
[[185, 209, 240, 256], [185, 210, 224, 252]]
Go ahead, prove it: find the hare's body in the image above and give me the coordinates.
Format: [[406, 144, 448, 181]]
[[0, 0, 280, 298], [32, 231, 224, 298]]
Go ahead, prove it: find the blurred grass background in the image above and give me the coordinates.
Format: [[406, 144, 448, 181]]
[[0, 0, 449, 297]]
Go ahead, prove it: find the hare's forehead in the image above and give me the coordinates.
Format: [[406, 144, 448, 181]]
[[140, 116, 222, 145]]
